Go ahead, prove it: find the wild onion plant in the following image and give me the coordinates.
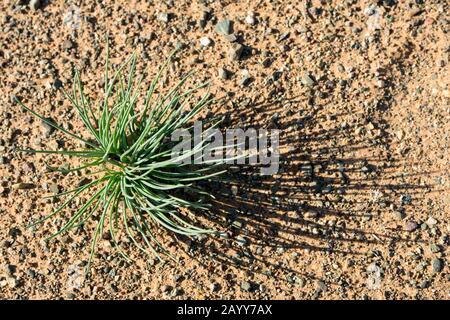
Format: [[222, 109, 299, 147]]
[[17, 47, 233, 272]]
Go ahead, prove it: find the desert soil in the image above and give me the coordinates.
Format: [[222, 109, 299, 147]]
[[0, 0, 448, 300]]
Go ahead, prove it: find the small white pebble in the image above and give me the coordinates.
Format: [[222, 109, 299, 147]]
[[426, 216, 437, 226], [200, 37, 211, 47], [240, 69, 250, 77], [245, 15, 256, 25]]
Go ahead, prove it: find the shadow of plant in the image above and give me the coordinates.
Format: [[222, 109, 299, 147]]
[[171, 92, 445, 289]]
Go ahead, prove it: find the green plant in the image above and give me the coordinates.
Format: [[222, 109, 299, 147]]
[[17, 46, 229, 272]]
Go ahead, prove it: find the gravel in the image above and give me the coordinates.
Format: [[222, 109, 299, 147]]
[[393, 210, 405, 220], [228, 43, 244, 61], [261, 57, 272, 68], [278, 32, 290, 42], [316, 280, 327, 292], [301, 73, 315, 87], [209, 282, 219, 292], [240, 75, 251, 86], [12, 182, 35, 190], [30, 0, 41, 10], [245, 13, 256, 26], [405, 220, 418, 232], [157, 12, 169, 23], [215, 19, 232, 35], [66, 292, 76, 299], [6, 276, 18, 288], [161, 285, 172, 293], [241, 281, 252, 292], [48, 183, 59, 194], [239, 70, 251, 86], [41, 118, 56, 137], [62, 39, 74, 50], [199, 37, 212, 47], [218, 67, 228, 80], [224, 34, 237, 42], [236, 236, 247, 246], [400, 194, 412, 205], [429, 244, 441, 253], [426, 216, 437, 227], [432, 258, 443, 273]]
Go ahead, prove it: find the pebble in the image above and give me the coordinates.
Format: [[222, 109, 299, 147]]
[[218, 67, 229, 80], [364, 5, 377, 16], [295, 277, 305, 288], [278, 32, 290, 42], [12, 182, 35, 190], [261, 57, 272, 68], [175, 41, 185, 51], [236, 236, 247, 246], [366, 263, 382, 289], [224, 34, 237, 42], [219, 231, 229, 239], [301, 73, 315, 87], [405, 220, 418, 232], [48, 183, 59, 194], [172, 274, 182, 283], [228, 43, 244, 61], [271, 112, 280, 123], [161, 285, 172, 293], [215, 19, 232, 35], [304, 211, 318, 219], [27, 269, 36, 279], [210, 282, 219, 292], [232, 220, 243, 229], [316, 280, 327, 292], [157, 12, 169, 23], [6, 276, 18, 288], [286, 275, 294, 284], [1, 240, 11, 248], [66, 292, 76, 299], [429, 244, 441, 253], [200, 37, 212, 47], [419, 280, 429, 289], [30, 0, 41, 10], [240, 75, 252, 87], [62, 39, 73, 50], [188, 57, 201, 65], [415, 261, 427, 272], [393, 210, 405, 220], [426, 216, 437, 227], [241, 281, 252, 292], [171, 288, 182, 297], [431, 258, 443, 273], [5, 264, 15, 275], [245, 15, 256, 26], [41, 118, 55, 137], [239, 69, 251, 86], [400, 194, 412, 205]]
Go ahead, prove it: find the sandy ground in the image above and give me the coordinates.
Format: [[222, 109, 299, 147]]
[[0, 0, 448, 300]]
